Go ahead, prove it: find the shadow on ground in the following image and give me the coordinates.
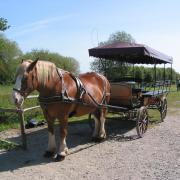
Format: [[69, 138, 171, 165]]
[[0, 117, 137, 172]]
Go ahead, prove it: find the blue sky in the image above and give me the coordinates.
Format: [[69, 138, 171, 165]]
[[1, 0, 180, 72]]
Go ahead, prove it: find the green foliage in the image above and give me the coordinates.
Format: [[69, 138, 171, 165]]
[[100, 31, 136, 45], [22, 49, 80, 75], [0, 34, 22, 84], [0, 18, 10, 31], [0, 17, 80, 84], [0, 38, 80, 84]]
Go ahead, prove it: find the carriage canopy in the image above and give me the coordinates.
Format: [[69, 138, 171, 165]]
[[88, 42, 173, 64]]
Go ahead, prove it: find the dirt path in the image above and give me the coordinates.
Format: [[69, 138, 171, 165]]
[[0, 110, 180, 180]]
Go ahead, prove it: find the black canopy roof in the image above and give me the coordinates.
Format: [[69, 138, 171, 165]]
[[88, 42, 173, 64]]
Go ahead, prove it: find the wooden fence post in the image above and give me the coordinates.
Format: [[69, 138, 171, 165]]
[[17, 109, 27, 150], [0, 95, 39, 150]]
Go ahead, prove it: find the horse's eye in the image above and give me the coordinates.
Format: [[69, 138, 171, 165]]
[[21, 76, 28, 89]]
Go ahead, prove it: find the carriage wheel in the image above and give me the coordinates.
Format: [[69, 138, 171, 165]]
[[136, 106, 149, 138], [160, 98, 167, 122]]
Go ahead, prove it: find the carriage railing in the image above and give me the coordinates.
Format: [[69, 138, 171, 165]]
[[141, 80, 171, 96]]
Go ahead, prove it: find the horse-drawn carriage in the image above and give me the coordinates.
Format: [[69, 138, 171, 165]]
[[89, 42, 173, 137], [12, 42, 172, 160]]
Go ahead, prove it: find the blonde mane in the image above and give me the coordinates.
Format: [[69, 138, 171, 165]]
[[36, 61, 57, 87]]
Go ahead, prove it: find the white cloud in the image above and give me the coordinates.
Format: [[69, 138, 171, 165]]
[[11, 14, 75, 37]]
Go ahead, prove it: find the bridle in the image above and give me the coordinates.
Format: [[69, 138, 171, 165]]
[[13, 73, 33, 97], [13, 87, 24, 95]]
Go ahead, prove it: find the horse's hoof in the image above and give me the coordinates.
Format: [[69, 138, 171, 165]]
[[92, 137, 99, 142], [54, 154, 65, 162], [43, 151, 55, 158], [92, 137, 106, 143]]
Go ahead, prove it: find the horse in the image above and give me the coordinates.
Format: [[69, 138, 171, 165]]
[[12, 59, 110, 161]]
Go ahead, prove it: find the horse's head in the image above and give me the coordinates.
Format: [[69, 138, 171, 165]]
[[12, 59, 38, 107]]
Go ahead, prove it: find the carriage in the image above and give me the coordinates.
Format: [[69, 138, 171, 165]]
[[12, 42, 172, 160], [88, 42, 173, 137]]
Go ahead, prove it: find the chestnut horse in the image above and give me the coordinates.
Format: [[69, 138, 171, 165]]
[[12, 59, 110, 161]]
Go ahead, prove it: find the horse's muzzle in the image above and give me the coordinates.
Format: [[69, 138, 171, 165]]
[[12, 90, 24, 107]]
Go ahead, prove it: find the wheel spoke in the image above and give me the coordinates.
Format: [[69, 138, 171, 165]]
[[139, 123, 143, 129], [136, 107, 149, 137], [161, 99, 167, 121], [139, 124, 143, 134], [143, 123, 147, 132]]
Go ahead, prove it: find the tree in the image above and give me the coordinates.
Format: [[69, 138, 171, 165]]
[[22, 49, 80, 75], [0, 34, 22, 84], [90, 31, 136, 80], [100, 31, 135, 45], [0, 18, 10, 31]]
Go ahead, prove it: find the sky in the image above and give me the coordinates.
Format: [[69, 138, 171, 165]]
[[1, 0, 180, 73]]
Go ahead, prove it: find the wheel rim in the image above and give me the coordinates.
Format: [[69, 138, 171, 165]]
[[161, 99, 167, 121], [136, 107, 149, 137]]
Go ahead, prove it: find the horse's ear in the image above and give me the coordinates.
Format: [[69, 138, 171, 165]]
[[21, 59, 24, 63], [26, 58, 39, 72]]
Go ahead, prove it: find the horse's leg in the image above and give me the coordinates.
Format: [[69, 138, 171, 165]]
[[99, 108, 107, 139], [44, 117, 56, 158], [92, 112, 100, 139], [55, 116, 68, 161]]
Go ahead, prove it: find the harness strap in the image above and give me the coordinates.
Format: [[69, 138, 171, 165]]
[[56, 68, 66, 100], [69, 74, 86, 101], [39, 69, 109, 110]]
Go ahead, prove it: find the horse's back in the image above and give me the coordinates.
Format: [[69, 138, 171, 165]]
[[79, 72, 109, 87], [79, 72, 110, 99]]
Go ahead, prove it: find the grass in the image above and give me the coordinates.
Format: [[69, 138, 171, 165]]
[[0, 84, 180, 150], [0, 85, 43, 131], [1, 84, 180, 130], [0, 139, 19, 150], [147, 85, 180, 126]]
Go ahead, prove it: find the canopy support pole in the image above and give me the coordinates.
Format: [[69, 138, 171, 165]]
[[154, 63, 157, 95], [133, 64, 135, 81], [164, 64, 166, 82]]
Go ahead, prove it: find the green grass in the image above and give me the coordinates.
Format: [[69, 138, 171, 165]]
[[0, 139, 19, 150], [1, 84, 180, 131], [0, 85, 43, 132], [0, 84, 180, 150], [147, 85, 180, 125], [0, 85, 14, 108]]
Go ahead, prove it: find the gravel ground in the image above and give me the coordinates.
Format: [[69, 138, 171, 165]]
[[0, 109, 180, 180]]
